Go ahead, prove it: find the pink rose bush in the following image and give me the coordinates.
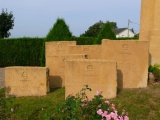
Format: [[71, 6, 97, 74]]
[[53, 85, 129, 120], [95, 90, 129, 120], [97, 108, 129, 120]]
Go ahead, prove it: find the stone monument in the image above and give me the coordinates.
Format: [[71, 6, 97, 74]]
[[102, 39, 149, 88], [68, 45, 102, 59], [140, 0, 160, 64], [46, 41, 87, 88], [65, 59, 117, 99], [5, 67, 49, 97]]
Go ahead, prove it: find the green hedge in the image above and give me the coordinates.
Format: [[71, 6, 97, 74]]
[[72, 36, 138, 45], [72, 37, 95, 45], [0, 36, 138, 67], [116, 36, 139, 40], [0, 38, 44, 67]]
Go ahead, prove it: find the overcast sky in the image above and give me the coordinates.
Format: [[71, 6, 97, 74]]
[[1, 0, 141, 38]]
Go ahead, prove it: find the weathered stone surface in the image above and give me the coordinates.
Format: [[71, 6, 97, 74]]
[[149, 36, 160, 64], [46, 41, 80, 88], [65, 59, 117, 99], [46, 41, 76, 56], [47, 55, 86, 88], [5, 67, 49, 97], [140, 0, 160, 64], [139, 0, 155, 41], [102, 39, 149, 88], [0, 68, 5, 89], [68, 45, 102, 59]]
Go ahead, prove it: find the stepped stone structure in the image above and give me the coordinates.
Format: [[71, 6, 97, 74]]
[[46, 41, 87, 88], [47, 54, 86, 88], [5, 67, 49, 97], [65, 59, 117, 99], [140, 0, 160, 64], [68, 45, 102, 59], [102, 39, 149, 88], [3, 1, 155, 99], [46, 41, 76, 56]]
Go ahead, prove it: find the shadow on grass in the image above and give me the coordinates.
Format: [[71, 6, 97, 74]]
[[49, 87, 63, 93], [117, 88, 122, 95], [0, 88, 5, 98]]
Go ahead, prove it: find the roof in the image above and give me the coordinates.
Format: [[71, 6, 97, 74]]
[[113, 28, 135, 34]]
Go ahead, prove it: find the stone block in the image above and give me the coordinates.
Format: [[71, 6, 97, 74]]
[[46, 41, 76, 57], [65, 59, 117, 99], [149, 36, 160, 64], [47, 54, 87, 88], [5, 67, 49, 97], [68, 45, 102, 59], [139, 0, 155, 41], [102, 39, 149, 88], [140, 0, 160, 65]]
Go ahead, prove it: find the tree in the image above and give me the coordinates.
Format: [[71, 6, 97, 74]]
[[46, 18, 72, 41], [80, 20, 104, 37], [109, 22, 117, 29], [0, 9, 14, 38], [80, 20, 117, 37], [40, 18, 72, 66], [94, 22, 116, 44]]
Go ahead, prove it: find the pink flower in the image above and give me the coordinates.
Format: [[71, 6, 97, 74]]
[[124, 116, 129, 120], [115, 110, 118, 115], [105, 114, 111, 120], [97, 109, 103, 115], [119, 116, 123, 120], [96, 90, 103, 96], [88, 98, 92, 102], [102, 111, 108, 117], [105, 100, 110, 105], [112, 104, 116, 110], [110, 112, 116, 118], [81, 103, 85, 107], [113, 115, 119, 120]]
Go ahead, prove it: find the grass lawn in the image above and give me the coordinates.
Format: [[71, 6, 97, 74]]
[[0, 83, 160, 120]]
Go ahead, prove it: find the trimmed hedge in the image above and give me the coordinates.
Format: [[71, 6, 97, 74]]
[[0, 38, 44, 67], [116, 36, 139, 40], [72, 37, 95, 45], [0, 36, 138, 67]]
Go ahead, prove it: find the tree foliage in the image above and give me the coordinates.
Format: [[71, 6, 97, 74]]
[[109, 22, 117, 29], [0, 9, 14, 38], [46, 18, 72, 41], [94, 22, 116, 44], [41, 18, 72, 66], [80, 20, 117, 37], [80, 20, 104, 37]]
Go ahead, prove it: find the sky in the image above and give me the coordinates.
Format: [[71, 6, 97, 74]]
[[1, 0, 141, 38]]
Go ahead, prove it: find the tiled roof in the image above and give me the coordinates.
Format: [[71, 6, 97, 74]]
[[113, 28, 127, 34], [113, 28, 135, 34]]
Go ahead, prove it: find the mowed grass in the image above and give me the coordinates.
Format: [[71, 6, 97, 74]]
[[0, 84, 160, 120]]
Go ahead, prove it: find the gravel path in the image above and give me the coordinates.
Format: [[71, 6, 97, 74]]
[[0, 68, 5, 89]]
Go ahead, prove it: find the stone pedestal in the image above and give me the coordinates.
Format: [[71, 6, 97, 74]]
[[102, 39, 149, 88], [5, 67, 49, 97], [65, 59, 117, 99]]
